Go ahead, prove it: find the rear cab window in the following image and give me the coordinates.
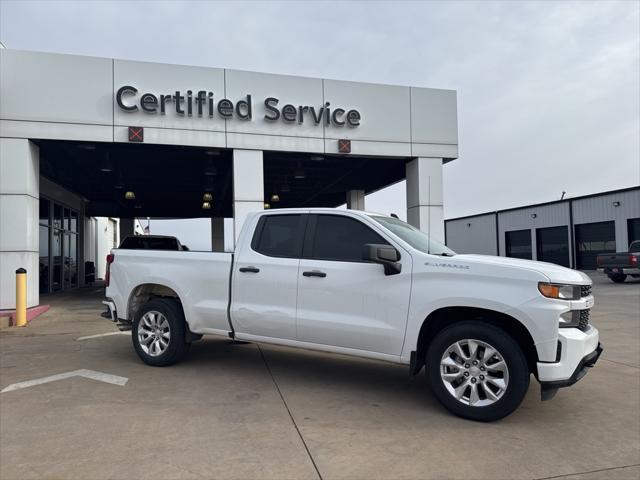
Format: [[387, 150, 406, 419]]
[[251, 214, 307, 258]]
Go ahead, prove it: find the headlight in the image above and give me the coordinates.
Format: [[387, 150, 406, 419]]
[[538, 282, 580, 300]]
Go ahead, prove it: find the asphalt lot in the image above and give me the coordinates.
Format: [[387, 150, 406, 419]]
[[1, 272, 638, 480]]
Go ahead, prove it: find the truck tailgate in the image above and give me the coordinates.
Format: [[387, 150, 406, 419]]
[[597, 253, 633, 268]]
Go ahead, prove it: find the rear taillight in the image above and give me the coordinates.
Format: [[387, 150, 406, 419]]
[[105, 254, 114, 287], [631, 255, 638, 267]]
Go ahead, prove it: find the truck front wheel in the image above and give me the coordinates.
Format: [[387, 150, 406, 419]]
[[132, 298, 191, 366], [426, 322, 529, 421]]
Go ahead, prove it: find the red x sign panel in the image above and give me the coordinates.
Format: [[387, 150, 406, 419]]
[[338, 139, 351, 154], [128, 126, 144, 142]]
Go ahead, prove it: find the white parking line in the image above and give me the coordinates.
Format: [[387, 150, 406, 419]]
[[76, 331, 130, 341], [1, 369, 128, 393]]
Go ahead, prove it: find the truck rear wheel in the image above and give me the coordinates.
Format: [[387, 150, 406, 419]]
[[426, 322, 529, 422], [132, 298, 191, 366], [609, 274, 627, 283]]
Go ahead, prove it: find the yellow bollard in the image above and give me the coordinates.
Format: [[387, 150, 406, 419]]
[[15, 268, 27, 327]]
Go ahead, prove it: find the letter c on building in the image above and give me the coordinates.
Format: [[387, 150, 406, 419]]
[[116, 85, 139, 112], [331, 108, 346, 126]]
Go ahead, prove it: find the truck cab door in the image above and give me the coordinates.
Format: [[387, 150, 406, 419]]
[[296, 214, 412, 356], [231, 213, 307, 341]]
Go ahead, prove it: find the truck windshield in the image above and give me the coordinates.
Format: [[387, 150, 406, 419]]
[[371, 216, 456, 256]]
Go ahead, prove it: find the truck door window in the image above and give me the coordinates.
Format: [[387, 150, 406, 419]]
[[308, 215, 389, 262], [252, 214, 306, 258]]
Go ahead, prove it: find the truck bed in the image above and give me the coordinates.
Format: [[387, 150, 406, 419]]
[[106, 249, 233, 334]]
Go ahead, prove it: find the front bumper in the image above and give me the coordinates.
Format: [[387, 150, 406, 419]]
[[537, 325, 600, 383], [540, 342, 603, 400]]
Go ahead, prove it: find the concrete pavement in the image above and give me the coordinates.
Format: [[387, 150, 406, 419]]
[[1, 273, 638, 479]]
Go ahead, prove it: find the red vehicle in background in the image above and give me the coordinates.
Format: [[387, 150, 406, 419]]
[[597, 240, 640, 283]]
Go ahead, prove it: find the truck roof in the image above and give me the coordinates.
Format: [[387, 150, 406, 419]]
[[255, 208, 394, 218]]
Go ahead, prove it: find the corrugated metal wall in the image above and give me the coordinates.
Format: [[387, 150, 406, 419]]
[[445, 187, 640, 268], [572, 190, 640, 251], [446, 214, 497, 255], [498, 202, 571, 261]]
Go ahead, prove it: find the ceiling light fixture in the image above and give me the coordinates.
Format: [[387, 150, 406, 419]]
[[271, 194, 280, 203], [78, 144, 96, 150], [264, 203, 271, 209], [205, 150, 220, 156], [202, 201, 212, 210], [203, 192, 213, 202], [310, 155, 324, 161], [125, 191, 136, 200]]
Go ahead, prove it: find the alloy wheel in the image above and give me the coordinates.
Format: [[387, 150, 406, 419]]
[[137, 311, 171, 357], [440, 339, 510, 407]]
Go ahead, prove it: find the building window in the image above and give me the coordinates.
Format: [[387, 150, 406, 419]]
[[52, 228, 62, 291], [39, 197, 50, 225], [505, 229, 532, 260], [53, 203, 63, 230], [39, 198, 51, 293], [575, 221, 616, 270], [536, 226, 570, 267], [39, 196, 80, 293]]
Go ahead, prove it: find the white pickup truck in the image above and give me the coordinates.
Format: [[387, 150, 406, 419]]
[[103, 208, 602, 421]]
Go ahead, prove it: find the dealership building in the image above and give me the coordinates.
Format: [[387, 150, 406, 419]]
[[0, 49, 458, 311], [445, 187, 640, 270]]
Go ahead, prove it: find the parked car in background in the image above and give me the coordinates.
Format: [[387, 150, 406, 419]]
[[119, 235, 188, 251], [597, 240, 640, 283]]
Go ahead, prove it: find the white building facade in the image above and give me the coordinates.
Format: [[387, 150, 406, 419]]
[[0, 49, 458, 310]]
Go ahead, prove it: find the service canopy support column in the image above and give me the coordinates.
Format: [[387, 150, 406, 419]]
[[0, 138, 40, 310], [346, 190, 365, 210], [211, 217, 225, 252], [406, 157, 445, 244], [233, 149, 264, 244]]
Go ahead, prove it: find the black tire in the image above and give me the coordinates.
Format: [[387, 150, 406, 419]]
[[426, 321, 530, 422], [132, 298, 191, 366], [609, 274, 627, 283]]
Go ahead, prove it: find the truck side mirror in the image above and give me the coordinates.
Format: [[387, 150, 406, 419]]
[[363, 244, 402, 275]]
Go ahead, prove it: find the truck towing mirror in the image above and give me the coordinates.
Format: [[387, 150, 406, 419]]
[[363, 244, 402, 275]]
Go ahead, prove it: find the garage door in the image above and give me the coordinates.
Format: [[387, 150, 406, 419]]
[[536, 226, 570, 267], [505, 229, 532, 260], [575, 221, 616, 270], [628, 218, 640, 247]]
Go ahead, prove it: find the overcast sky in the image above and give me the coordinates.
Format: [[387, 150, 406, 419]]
[[1, 0, 638, 250]]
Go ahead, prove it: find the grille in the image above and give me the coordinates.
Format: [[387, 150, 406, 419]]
[[581, 285, 592, 297], [578, 309, 590, 331]]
